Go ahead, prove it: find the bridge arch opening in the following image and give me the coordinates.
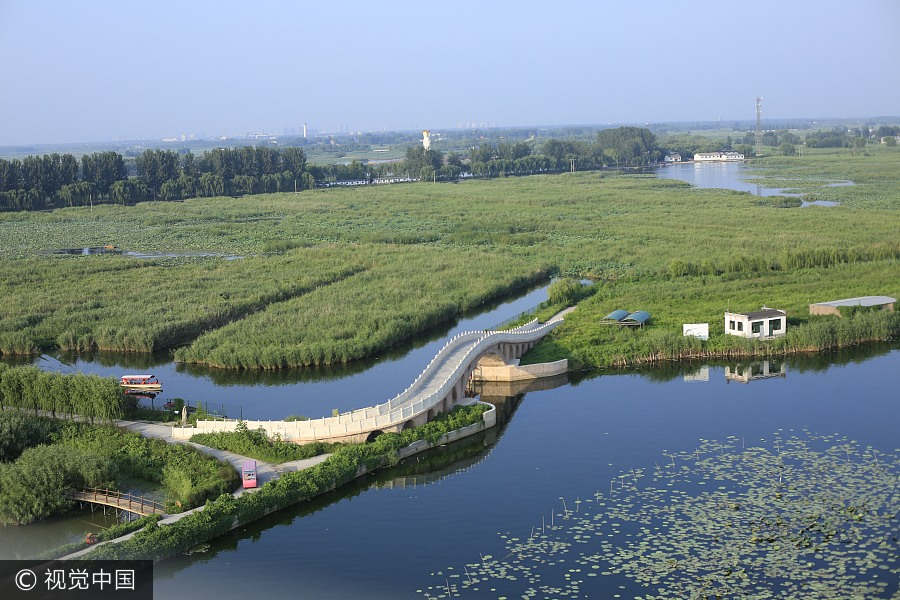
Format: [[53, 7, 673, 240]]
[[401, 420, 414, 431], [365, 430, 385, 443]]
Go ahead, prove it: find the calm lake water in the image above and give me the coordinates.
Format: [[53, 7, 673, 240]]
[[655, 161, 849, 206], [147, 344, 899, 599], [5, 254, 895, 595]]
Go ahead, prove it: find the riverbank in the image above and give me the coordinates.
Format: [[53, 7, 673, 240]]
[[0, 412, 239, 526], [521, 261, 899, 370], [69, 402, 495, 561]]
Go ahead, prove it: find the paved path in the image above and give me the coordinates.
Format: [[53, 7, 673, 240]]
[[62, 421, 331, 560], [118, 419, 331, 489]]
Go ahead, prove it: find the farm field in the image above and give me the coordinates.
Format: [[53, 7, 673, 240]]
[[0, 146, 897, 369]]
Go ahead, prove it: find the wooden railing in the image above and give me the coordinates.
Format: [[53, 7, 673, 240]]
[[70, 487, 166, 516]]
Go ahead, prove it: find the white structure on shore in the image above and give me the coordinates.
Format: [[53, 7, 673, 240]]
[[694, 151, 744, 162], [664, 153, 682, 162], [724, 307, 786, 339]]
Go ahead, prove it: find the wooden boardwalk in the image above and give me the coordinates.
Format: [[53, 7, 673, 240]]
[[70, 487, 166, 517]]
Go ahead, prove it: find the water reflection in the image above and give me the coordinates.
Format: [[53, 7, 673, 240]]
[[655, 161, 848, 205], [146, 343, 899, 600], [5, 283, 552, 419], [656, 161, 795, 196], [0, 510, 121, 560], [724, 359, 786, 383], [47, 247, 243, 260], [587, 341, 895, 384]]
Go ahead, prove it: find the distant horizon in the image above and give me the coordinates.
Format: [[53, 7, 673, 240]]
[[2, 114, 899, 151]]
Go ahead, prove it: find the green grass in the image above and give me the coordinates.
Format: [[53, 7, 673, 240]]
[[749, 146, 900, 209], [191, 423, 341, 463], [0, 146, 896, 369], [0, 249, 364, 355], [174, 247, 551, 368], [81, 404, 489, 560], [31, 514, 162, 560], [0, 415, 239, 524], [521, 260, 900, 369]]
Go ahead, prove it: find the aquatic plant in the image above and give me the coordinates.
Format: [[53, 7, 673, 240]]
[[419, 431, 899, 599]]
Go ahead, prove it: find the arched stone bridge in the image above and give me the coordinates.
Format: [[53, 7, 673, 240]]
[[182, 308, 573, 444]]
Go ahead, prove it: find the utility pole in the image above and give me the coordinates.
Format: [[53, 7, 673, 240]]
[[755, 97, 763, 158]]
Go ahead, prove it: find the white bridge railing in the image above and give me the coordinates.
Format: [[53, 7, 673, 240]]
[[288, 316, 563, 438], [184, 311, 570, 441]]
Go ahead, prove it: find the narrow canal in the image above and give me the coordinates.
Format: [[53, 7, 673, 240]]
[[12, 283, 551, 420]]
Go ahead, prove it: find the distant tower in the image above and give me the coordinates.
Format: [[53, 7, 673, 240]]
[[422, 129, 432, 151], [303, 123, 308, 139], [755, 97, 763, 157]]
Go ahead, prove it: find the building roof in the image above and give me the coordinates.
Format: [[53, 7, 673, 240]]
[[602, 309, 629, 321], [728, 308, 786, 320], [623, 310, 651, 324], [810, 295, 896, 308]]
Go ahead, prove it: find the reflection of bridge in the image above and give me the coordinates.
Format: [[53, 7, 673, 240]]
[[70, 488, 166, 517], [181, 308, 573, 444]]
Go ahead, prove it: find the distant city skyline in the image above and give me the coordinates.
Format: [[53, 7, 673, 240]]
[[1, 0, 898, 146]]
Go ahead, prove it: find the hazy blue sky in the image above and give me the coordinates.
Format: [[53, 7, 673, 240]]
[[1, 0, 898, 145]]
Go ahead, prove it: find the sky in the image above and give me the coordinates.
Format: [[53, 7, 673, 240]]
[[0, 0, 898, 145]]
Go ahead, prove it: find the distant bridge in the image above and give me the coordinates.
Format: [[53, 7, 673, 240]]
[[70, 488, 166, 517], [180, 308, 573, 444]]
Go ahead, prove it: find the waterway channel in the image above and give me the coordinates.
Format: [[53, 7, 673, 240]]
[[145, 344, 898, 599], [10, 283, 552, 421]]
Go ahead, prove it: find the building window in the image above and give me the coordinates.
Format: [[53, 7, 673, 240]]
[[729, 320, 735, 330], [751, 321, 762, 334], [770, 319, 782, 332], [737, 322, 744, 331]]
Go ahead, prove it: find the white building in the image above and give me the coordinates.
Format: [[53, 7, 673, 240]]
[[724, 307, 786, 339], [694, 151, 745, 162], [664, 153, 682, 162]]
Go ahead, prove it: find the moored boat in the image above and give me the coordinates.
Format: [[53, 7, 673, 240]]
[[120, 374, 162, 391]]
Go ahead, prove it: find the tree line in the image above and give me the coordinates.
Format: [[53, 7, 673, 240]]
[[464, 126, 663, 178], [12, 124, 854, 211], [0, 364, 124, 422], [0, 146, 314, 211]]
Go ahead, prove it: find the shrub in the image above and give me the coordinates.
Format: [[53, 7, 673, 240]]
[[84, 404, 489, 560], [0, 412, 63, 462], [191, 426, 341, 464], [0, 365, 123, 422], [0, 445, 116, 524]]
